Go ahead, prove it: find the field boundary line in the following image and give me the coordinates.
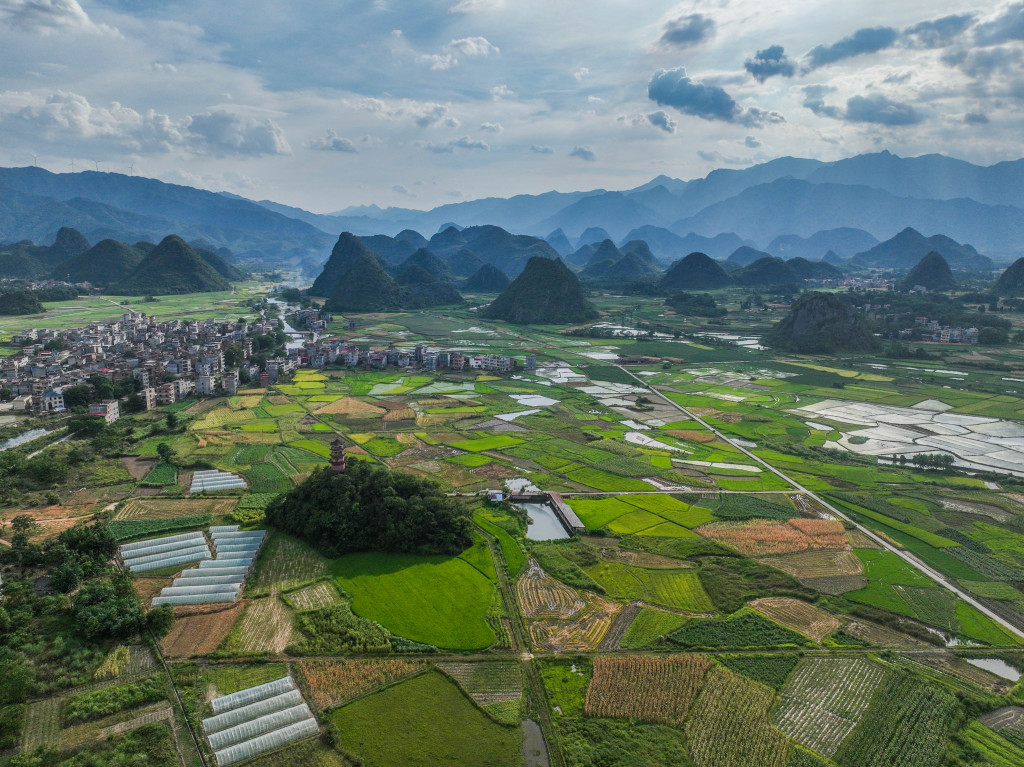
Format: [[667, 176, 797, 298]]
[[614, 364, 1024, 642]]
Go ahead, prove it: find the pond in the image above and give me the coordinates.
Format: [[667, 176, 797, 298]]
[[520, 502, 569, 541], [966, 658, 1022, 682]]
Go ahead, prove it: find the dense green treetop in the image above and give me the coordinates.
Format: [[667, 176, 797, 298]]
[[265, 461, 473, 556]]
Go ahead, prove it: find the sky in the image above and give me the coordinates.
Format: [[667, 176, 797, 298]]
[[1, 0, 1022, 213]]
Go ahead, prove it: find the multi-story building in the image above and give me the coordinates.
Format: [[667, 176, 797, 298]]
[[89, 400, 120, 424]]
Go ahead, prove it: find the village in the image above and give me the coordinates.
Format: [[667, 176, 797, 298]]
[[0, 307, 529, 419]]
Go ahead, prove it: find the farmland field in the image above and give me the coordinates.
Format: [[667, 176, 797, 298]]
[[220, 596, 294, 654], [248, 532, 330, 595], [773, 658, 888, 756], [748, 598, 840, 643], [685, 667, 790, 767], [332, 552, 496, 649], [332, 671, 521, 767], [835, 671, 959, 767], [296, 659, 429, 709], [160, 604, 244, 657], [584, 655, 711, 725], [21, 291, 1024, 766], [585, 561, 713, 612]]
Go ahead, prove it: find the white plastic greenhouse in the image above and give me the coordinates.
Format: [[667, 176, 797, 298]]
[[207, 703, 313, 750], [127, 551, 213, 573], [204, 677, 318, 766], [120, 531, 204, 552], [123, 544, 211, 568], [211, 677, 296, 714], [213, 718, 319, 766], [159, 585, 241, 597], [202, 690, 305, 734], [151, 592, 240, 606], [191, 470, 247, 493], [172, 575, 245, 587]]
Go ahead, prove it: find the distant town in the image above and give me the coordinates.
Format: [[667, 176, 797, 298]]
[[1, 306, 535, 419]]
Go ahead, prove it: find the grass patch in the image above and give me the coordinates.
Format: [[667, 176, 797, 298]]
[[332, 552, 496, 650], [620, 608, 690, 649], [332, 671, 520, 767], [449, 435, 525, 452]]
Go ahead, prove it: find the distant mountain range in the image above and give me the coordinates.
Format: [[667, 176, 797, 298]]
[[1, 150, 1022, 273]]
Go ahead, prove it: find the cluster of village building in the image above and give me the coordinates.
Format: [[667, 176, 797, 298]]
[[1, 310, 531, 419], [899, 317, 980, 345]]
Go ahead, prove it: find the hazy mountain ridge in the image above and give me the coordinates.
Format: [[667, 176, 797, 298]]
[[3, 150, 1022, 274]]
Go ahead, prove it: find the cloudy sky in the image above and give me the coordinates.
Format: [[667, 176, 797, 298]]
[[1, 0, 1022, 212]]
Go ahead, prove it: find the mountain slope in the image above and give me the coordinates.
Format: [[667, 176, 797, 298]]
[[114, 235, 231, 295], [765, 293, 879, 353], [851, 228, 992, 271], [55, 239, 144, 285], [659, 252, 732, 291], [672, 178, 1024, 256], [481, 257, 597, 324], [463, 263, 511, 292], [995, 258, 1024, 296], [310, 232, 389, 297], [900, 252, 955, 291]]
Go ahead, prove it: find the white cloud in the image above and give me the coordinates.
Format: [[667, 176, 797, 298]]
[[529, 144, 554, 154], [490, 84, 516, 100], [448, 0, 503, 13], [309, 129, 358, 152], [573, 67, 589, 81], [0, 91, 291, 156], [480, 122, 503, 132], [356, 97, 459, 128], [0, 0, 115, 35], [419, 36, 498, 70], [416, 135, 490, 153]]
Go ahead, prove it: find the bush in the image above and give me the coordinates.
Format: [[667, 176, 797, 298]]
[[291, 604, 392, 654], [62, 675, 165, 725]]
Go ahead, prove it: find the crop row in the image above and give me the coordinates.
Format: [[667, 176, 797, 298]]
[[584, 655, 710, 725]]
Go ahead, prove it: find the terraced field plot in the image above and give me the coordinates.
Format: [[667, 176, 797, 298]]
[[585, 561, 713, 613], [749, 598, 840, 642]]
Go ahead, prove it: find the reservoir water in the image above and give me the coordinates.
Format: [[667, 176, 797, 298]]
[[520, 502, 570, 540]]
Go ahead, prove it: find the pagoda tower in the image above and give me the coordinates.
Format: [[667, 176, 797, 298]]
[[330, 438, 347, 473]]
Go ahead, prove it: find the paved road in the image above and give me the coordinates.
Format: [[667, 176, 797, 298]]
[[615, 365, 1024, 643]]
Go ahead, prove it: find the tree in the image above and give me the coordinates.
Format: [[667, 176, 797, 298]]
[[61, 385, 92, 408], [42, 339, 68, 352], [49, 559, 83, 593], [87, 374, 115, 401], [145, 604, 175, 637], [166, 413, 178, 430], [224, 344, 243, 368], [0, 387, 11, 402], [73, 580, 144, 639], [156, 442, 174, 464]]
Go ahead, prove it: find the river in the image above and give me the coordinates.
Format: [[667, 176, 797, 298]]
[[266, 299, 308, 351], [0, 428, 48, 452]]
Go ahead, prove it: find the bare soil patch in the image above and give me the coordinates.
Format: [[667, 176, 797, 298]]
[[121, 456, 157, 480], [161, 603, 244, 657]]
